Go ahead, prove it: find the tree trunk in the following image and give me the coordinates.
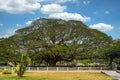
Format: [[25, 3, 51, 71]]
[[49, 62, 56, 66], [109, 58, 113, 70]]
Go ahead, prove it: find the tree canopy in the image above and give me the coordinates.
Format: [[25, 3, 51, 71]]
[[0, 18, 112, 66], [105, 39, 120, 69]]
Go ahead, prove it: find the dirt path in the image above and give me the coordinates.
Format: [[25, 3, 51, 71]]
[[102, 70, 120, 80]]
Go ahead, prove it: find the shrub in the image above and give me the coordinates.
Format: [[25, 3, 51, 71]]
[[0, 69, 3, 72], [2, 69, 12, 74], [117, 66, 120, 70], [14, 68, 17, 73]]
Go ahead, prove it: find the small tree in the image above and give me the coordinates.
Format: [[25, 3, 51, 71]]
[[15, 51, 31, 77], [105, 39, 120, 69], [106, 50, 120, 69]]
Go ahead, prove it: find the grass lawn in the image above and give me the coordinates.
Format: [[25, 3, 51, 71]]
[[0, 72, 115, 80]]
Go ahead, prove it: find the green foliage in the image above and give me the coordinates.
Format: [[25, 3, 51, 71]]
[[0, 69, 3, 72], [15, 51, 31, 77], [117, 66, 120, 70], [41, 45, 73, 66], [0, 18, 112, 67], [2, 69, 12, 74], [109, 50, 120, 67], [16, 64, 26, 77]]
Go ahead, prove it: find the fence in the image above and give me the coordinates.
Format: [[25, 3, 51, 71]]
[[0, 66, 108, 71], [26, 67, 108, 71], [0, 66, 11, 70]]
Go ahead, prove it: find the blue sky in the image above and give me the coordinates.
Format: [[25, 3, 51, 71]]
[[0, 0, 120, 39]]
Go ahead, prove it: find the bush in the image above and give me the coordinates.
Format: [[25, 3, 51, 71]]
[[0, 69, 3, 72], [117, 66, 120, 70], [14, 68, 17, 73], [2, 69, 12, 74]]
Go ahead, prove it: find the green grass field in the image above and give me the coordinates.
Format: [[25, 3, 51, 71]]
[[0, 72, 115, 80]]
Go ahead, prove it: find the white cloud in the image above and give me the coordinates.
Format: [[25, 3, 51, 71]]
[[0, 24, 3, 27], [0, 0, 41, 14], [34, 17, 40, 20], [40, 2, 90, 22], [55, 0, 77, 3], [26, 21, 32, 25], [6, 29, 17, 36], [16, 24, 21, 27], [41, 0, 77, 3], [49, 12, 90, 22], [83, 1, 90, 5], [90, 23, 114, 32], [105, 11, 110, 14], [41, 4, 66, 14], [0, 29, 17, 38]]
